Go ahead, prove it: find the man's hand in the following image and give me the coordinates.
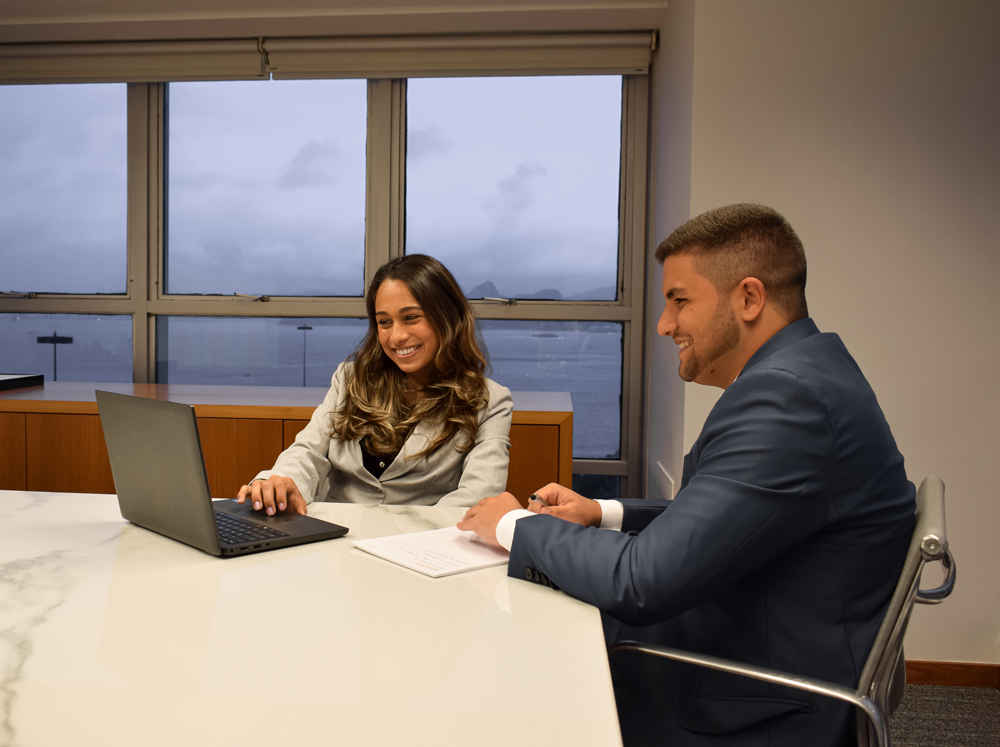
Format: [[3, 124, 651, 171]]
[[236, 475, 308, 516], [527, 483, 602, 527], [457, 492, 523, 547]]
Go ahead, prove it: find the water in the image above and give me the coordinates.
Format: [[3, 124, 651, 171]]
[[0, 314, 622, 459], [0, 313, 132, 383]]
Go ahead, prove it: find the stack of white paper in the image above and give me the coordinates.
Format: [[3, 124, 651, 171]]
[[352, 526, 510, 578]]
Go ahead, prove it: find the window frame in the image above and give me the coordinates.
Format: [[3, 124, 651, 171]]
[[0, 59, 649, 496]]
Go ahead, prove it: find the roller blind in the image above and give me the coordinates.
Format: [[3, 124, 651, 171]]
[[0, 33, 653, 84], [265, 33, 654, 79], [0, 40, 266, 84]]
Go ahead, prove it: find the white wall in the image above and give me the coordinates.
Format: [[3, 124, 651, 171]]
[[643, 0, 695, 500], [660, 0, 1000, 664]]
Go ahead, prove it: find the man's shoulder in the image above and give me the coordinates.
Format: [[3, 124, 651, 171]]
[[739, 319, 864, 395]]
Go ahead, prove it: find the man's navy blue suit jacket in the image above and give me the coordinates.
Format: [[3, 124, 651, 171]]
[[508, 318, 916, 746]]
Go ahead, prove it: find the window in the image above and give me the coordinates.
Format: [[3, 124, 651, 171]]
[[406, 76, 621, 301], [156, 316, 366, 386], [0, 313, 132, 383], [0, 37, 649, 495], [0, 84, 127, 294], [165, 80, 368, 297]]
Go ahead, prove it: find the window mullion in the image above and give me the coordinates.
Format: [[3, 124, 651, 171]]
[[622, 74, 650, 499], [365, 78, 404, 288], [126, 82, 158, 383]]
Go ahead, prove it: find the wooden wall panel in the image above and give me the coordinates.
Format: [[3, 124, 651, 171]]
[[906, 660, 1000, 688], [506, 423, 560, 506], [283, 420, 310, 450], [26, 413, 115, 494], [0, 412, 27, 490], [196, 418, 283, 499]]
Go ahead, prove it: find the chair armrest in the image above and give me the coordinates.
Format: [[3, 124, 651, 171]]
[[915, 549, 956, 604], [609, 641, 888, 747]]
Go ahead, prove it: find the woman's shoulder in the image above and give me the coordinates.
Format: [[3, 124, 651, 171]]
[[331, 360, 355, 384], [483, 377, 513, 406]]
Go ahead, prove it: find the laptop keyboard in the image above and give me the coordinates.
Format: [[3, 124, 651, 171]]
[[215, 511, 291, 546]]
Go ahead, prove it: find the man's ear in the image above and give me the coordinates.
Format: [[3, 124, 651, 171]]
[[735, 277, 767, 322]]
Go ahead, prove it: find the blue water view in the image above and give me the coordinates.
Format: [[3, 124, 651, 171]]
[[1, 314, 622, 460]]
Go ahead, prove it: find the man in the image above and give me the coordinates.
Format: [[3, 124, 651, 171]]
[[459, 204, 916, 746]]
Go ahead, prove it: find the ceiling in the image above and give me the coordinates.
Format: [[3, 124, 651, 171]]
[[0, 0, 669, 44]]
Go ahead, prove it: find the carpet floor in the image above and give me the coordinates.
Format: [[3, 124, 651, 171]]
[[890, 685, 1000, 746]]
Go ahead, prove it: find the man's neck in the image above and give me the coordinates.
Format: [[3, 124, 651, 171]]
[[712, 312, 792, 389]]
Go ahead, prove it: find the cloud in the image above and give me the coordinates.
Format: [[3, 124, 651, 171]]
[[487, 163, 548, 217], [407, 125, 452, 160], [279, 140, 341, 189]]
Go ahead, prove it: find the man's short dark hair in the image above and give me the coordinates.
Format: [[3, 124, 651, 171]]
[[655, 203, 808, 322]]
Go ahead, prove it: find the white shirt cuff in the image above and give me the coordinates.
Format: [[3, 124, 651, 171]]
[[596, 499, 624, 531], [495, 508, 533, 551], [495, 500, 624, 552]]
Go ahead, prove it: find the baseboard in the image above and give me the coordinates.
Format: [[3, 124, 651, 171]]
[[906, 660, 1000, 688]]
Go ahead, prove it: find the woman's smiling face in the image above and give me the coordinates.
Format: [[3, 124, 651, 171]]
[[374, 279, 440, 386]]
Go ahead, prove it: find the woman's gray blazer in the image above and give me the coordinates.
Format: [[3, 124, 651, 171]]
[[253, 362, 513, 507]]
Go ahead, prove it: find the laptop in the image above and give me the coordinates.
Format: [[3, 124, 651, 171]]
[[96, 390, 348, 557]]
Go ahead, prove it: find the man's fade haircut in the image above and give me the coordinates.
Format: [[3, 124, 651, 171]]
[[654, 203, 808, 322]]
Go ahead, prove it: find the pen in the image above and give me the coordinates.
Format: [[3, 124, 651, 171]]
[[529, 493, 551, 508]]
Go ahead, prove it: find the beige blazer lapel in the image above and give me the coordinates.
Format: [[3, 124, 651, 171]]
[[332, 432, 381, 489], [382, 420, 438, 479]]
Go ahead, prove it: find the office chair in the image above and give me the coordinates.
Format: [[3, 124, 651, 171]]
[[609, 475, 955, 747]]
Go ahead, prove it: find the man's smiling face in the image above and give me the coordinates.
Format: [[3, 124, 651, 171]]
[[656, 253, 741, 387]]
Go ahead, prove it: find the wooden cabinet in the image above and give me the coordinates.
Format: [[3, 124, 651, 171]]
[[0, 383, 572, 504], [26, 413, 116, 494], [0, 412, 27, 490]]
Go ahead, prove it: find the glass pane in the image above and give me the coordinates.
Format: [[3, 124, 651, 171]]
[[166, 80, 367, 297], [156, 317, 367, 386], [406, 76, 622, 301], [572, 474, 621, 501], [0, 84, 127, 294], [480, 320, 621, 459], [0, 313, 132, 382]]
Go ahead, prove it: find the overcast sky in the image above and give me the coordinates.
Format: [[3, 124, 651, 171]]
[[2, 76, 622, 299], [1, 83, 127, 294]]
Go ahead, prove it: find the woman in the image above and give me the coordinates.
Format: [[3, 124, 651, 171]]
[[237, 254, 513, 515]]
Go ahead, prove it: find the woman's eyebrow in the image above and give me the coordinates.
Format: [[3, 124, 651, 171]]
[[376, 305, 422, 316]]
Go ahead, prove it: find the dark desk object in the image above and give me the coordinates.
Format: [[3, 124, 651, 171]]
[[0, 383, 572, 501], [0, 373, 43, 392]]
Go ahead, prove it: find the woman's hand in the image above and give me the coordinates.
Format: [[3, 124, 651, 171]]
[[526, 483, 602, 527], [236, 475, 308, 516]]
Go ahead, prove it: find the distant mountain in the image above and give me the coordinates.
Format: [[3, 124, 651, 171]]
[[465, 283, 617, 301], [465, 280, 501, 299], [515, 288, 563, 300], [567, 287, 617, 301]]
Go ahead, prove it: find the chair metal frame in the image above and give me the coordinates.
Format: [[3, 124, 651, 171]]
[[610, 476, 956, 747]]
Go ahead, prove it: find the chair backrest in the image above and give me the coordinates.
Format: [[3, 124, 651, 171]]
[[854, 475, 956, 745]]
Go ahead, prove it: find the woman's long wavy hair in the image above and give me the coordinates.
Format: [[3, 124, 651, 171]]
[[331, 255, 490, 459]]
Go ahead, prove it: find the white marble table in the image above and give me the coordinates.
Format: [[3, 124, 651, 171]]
[[0, 491, 621, 747]]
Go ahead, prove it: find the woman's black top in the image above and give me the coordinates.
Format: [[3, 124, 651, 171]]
[[361, 438, 400, 479]]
